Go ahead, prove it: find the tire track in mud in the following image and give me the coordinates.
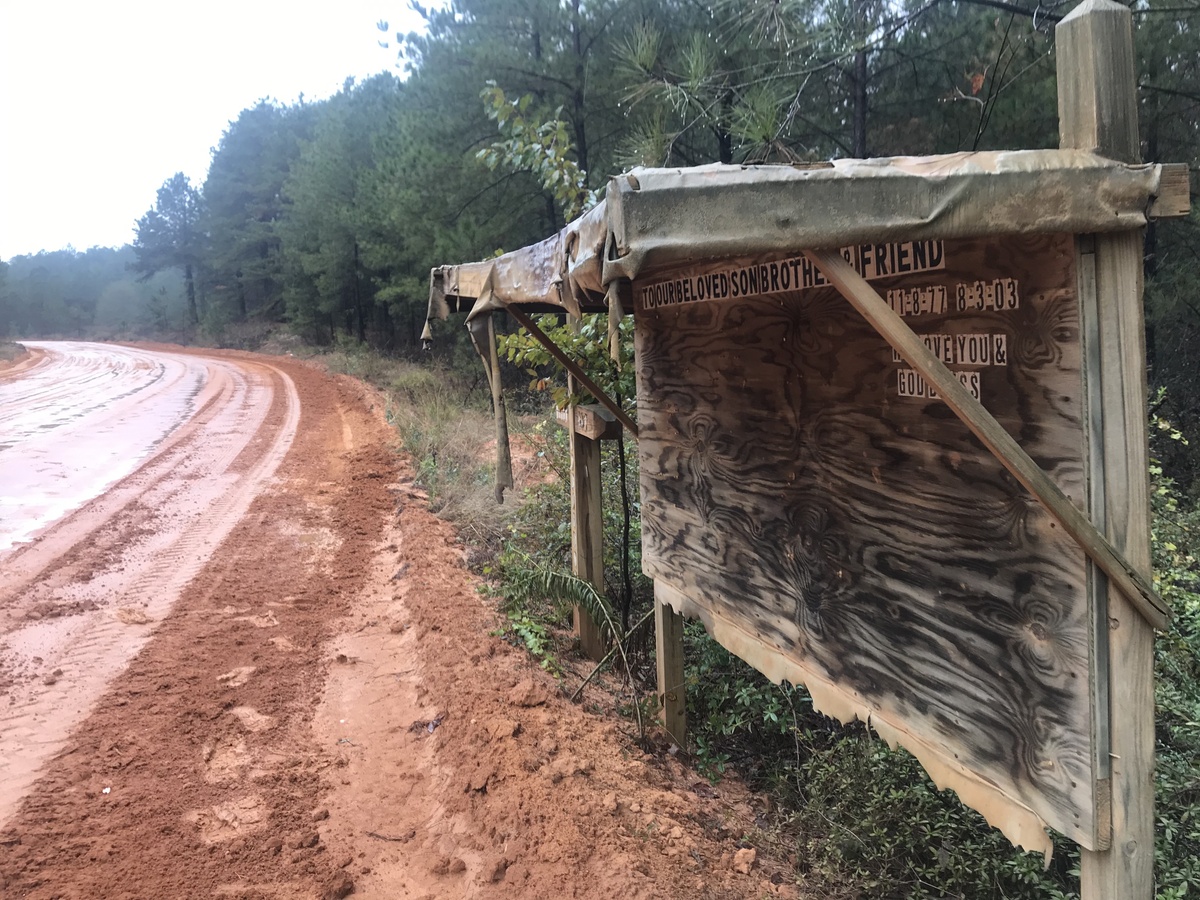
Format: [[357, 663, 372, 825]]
[[0, 356, 398, 900], [0, 344, 211, 548], [0, 371, 227, 596], [0, 352, 300, 827]]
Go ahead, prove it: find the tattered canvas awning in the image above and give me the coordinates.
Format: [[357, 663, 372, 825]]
[[426, 149, 1186, 329]]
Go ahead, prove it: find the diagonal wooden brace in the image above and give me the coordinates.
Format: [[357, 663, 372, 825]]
[[506, 305, 639, 441], [805, 247, 1168, 631]]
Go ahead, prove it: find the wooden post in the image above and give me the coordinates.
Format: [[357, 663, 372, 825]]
[[654, 581, 687, 747], [1058, 2, 1155, 896], [569, 387, 608, 662]]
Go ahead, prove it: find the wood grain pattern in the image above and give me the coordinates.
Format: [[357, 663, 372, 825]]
[[1081, 230, 1156, 893], [804, 246, 1164, 630], [635, 233, 1102, 849], [1056, 0, 1140, 165], [1149, 164, 1192, 219], [1058, 3, 1156, 893]]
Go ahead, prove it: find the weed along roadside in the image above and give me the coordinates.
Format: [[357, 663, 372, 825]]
[[420, 5, 1196, 897]]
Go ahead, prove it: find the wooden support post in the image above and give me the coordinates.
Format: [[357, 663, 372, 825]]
[[1058, 2, 1156, 896], [569, 388, 608, 662], [654, 581, 687, 747]]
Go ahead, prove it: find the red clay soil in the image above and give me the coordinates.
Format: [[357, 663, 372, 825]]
[[0, 350, 800, 900]]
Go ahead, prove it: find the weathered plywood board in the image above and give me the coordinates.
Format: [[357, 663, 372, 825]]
[[635, 234, 1101, 851]]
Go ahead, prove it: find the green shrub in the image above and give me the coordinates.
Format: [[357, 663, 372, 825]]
[[1149, 460, 1200, 899], [0, 341, 25, 362], [789, 730, 1075, 899]]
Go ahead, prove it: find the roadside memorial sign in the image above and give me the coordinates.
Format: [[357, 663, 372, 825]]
[[426, 2, 1190, 893], [635, 230, 1100, 853]]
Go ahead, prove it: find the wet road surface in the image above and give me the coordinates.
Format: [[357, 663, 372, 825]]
[[1, 342, 207, 551], [0, 342, 299, 825]]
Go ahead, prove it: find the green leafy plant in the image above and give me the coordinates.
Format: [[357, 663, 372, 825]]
[[477, 83, 597, 223], [508, 613, 559, 674], [475, 83, 653, 706], [1148, 423, 1200, 899], [498, 312, 636, 411]]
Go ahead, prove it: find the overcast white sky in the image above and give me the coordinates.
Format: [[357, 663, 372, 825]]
[[0, 2, 434, 261]]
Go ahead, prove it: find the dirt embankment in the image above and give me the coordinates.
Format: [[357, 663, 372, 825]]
[[0, 351, 795, 900], [0, 342, 38, 376]]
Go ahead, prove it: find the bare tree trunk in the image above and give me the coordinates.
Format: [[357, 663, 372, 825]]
[[852, 47, 868, 157], [851, 0, 870, 158], [1144, 57, 1159, 375], [353, 241, 365, 344], [184, 264, 199, 327], [571, 0, 589, 176], [237, 273, 247, 321], [717, 92, 734, 163]]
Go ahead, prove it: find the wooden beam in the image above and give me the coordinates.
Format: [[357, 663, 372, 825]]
[[569, 402, 608, 662], [654, 581, 687, 747], [506, 306, 639, 440], [804, 247, 1167, 631], [1077, 237, 1114, 852], [1079, 232, 1156, 895], [1058, 2, 1157, 894], [556, 404, 622, 441], [1148, 163, 1192, 220]]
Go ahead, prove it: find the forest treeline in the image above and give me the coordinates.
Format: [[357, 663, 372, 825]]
[[1, 0, 1196, 460]]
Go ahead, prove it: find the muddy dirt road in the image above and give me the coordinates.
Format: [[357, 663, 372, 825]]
[[0, 343, 793, 900], [0, 343, 298, 820]]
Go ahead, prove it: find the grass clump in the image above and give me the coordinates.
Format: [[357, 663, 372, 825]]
[[483, 425, 576, 663], [319, 339, 511, 551]]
